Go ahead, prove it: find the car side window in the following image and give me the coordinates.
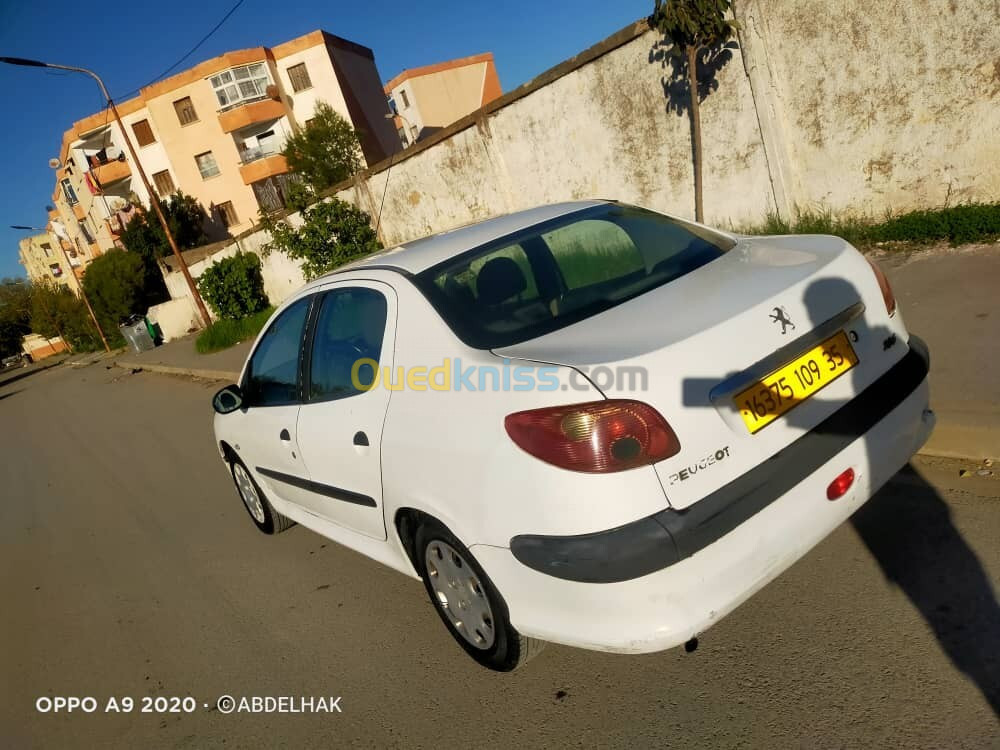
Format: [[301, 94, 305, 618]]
[[244, 297, 312, 407], [308, 288, 388, 402]]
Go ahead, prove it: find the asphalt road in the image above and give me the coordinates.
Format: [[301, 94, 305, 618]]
[[1, 363, 998, 748]]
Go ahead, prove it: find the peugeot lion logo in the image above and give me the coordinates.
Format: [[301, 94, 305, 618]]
[[770, 306, 795, 335]]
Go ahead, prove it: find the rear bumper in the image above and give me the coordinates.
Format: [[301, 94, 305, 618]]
[[510, 336, 931, 584], [472, 337, 934, 653]]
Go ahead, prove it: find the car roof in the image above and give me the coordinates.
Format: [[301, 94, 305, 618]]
[[316, 200, 611, 282]]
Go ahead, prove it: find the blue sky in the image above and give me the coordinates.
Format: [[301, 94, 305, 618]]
[[0, 0, 652, 279]]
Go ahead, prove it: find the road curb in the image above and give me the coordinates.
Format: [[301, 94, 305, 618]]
[[113, 360, 239, 382]]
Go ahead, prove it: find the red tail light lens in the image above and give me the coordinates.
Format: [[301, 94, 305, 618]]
[[866, 258, 897, 317], [826, 468, 855, 500], [504, 399, 680, 473]]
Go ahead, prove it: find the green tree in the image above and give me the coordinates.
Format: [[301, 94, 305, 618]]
[[29, 283, 103, 352], [197, 252, 270, 320], [0, 278, 32, 358], [119, 191, 209, 264], [281, 102, 363, 195], [81, 250, 165, 344], [260, 198, 382, 280], [651, 0, 738, 222]]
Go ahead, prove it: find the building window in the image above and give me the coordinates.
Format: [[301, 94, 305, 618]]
[[152, 170, 176, 196], [195, 152, 220, 179], [78, 221, 94, 244], [399, 89, 410, 109], [409, 124, 418, 141], [132, 119, 156, 147], [287, 63, 312, 92], [397, 127, 406, 144], [174, 97, 198, 125], [216, 201, 239, 228], [210, 63, 270, 110], [40, 242, 52, 258], [49, 263, 63, 278], [61, 178, 78, 205]]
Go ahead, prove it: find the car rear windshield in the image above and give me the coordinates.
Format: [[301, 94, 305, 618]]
[[413, 203, 737, 349]]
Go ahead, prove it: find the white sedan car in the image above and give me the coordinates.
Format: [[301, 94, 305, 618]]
[[212, 200, 934, 671]]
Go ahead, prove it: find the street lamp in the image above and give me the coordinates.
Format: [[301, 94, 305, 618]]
[[10, 224, 111, 352], [0, 56, 212, 328]]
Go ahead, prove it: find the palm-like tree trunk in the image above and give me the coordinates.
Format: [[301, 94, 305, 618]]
[[687, 45, 704, 223]]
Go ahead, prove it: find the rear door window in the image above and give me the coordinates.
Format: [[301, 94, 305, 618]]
[[307, 288, 388, 401]]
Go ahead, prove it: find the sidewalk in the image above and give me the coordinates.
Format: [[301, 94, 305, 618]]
[[878, 241, 1000, 462], [115, 334, 250, 382]]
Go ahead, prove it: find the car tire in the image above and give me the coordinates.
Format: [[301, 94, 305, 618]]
[[415, 518, 545, 672], [229, 458, 294, 535]]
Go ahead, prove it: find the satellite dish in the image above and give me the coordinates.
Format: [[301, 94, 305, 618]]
[[48, 158, 61, 169]]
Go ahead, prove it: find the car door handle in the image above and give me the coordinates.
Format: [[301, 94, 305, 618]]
[[279, 428, 291, 442], [353, 431, 369, 447]]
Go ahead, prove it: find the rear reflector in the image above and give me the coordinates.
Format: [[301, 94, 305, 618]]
[[505, 399, 680, 473], [826, 468, 855, 500]]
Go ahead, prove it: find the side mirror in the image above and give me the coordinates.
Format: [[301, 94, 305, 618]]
[[212, 384, 244, 415]]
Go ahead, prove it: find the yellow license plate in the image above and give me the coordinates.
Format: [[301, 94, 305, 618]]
[[735, 330, 859, 434]]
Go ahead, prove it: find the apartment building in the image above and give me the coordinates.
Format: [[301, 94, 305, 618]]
[[17, 231, 82, 293], [50, 30, 400, 256], [385, 53, 502, 146]]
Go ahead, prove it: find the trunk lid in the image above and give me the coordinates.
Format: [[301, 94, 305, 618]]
[[494, 235, 906, 509]]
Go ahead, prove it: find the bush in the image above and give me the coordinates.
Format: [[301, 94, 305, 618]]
[[197, 252, 269, 321], [260, 198, 382, 280], [196, 307, 274, 354]]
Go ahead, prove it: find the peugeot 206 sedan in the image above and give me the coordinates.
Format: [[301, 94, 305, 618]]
[[212, 200, 934, 671]]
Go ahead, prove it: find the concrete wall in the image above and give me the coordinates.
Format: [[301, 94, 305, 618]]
[[736, 0, 1000, 215], [146, 298, 202, 343], [348, 20, 774, 245]]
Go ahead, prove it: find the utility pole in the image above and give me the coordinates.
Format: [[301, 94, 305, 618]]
[[1, 56, 212, 328], [11, 225, 111, 353]]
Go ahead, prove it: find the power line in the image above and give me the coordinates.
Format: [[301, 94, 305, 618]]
[[113, 0, 247, 101]]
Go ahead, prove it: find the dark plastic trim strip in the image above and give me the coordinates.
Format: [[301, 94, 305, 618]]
[[255, 467, 377, 507]]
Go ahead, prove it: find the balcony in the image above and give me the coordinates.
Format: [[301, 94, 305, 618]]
[[218, 98, 286, 134], [238, 152, 289, 185], [92, 158, 131, 185]]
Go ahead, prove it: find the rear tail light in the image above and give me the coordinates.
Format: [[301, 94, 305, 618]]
[[866, 258, 897, 317], [504, 399, 680, 473]]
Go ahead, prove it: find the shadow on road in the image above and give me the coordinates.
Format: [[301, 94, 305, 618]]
[[851, 468, 1000, 715], [0, 360, 63, 390], [0, 389, 21, 403]]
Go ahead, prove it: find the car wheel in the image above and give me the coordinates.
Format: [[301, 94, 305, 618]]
[[229, 458, 294, 535], [415, 519, 545, 672]]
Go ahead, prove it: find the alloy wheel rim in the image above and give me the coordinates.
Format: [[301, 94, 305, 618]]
[[424, 540, 495, 650], [234, 464, 266, 524]]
